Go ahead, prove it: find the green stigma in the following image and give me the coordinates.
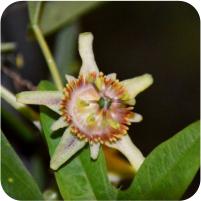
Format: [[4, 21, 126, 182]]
[[98, 97, 112, 109]]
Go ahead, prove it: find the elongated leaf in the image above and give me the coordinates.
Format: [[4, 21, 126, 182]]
[[118, 121, 200, 200], [1, 108, 35, 142], [31, 155, 46, 190], [28, 1, 42, 25], [39, 81, 117, 200], [1, 132, 43, 200], [38, 1, 102, 35]]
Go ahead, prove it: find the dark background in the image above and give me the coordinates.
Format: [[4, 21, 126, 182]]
[[1, 1, 200, 199]]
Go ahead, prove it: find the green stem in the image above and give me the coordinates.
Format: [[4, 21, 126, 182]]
[[32, 25, 63, 91], [1, 85, 39, 121], [1, 42, 16, 53]]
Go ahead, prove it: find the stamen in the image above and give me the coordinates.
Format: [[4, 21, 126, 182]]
[[107, 119, 120, 129], [60, 72, 135, 143], [86, 114, 96, 126]]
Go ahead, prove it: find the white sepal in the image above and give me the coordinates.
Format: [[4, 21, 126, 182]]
[[106, 135, 144, 173], [90, 143, 100, 160], [16, 91, 62, 114], [78, 32, 99, 76], [121, 74, 153, 98], [130, 113, 143, 122], [50, 128, 86, 170], [51, 117, 68, 131], [106, 73, 117, 80], [65, 74, 76, 83]]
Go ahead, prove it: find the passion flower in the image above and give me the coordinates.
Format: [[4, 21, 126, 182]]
[[16, 32, 153, 172]]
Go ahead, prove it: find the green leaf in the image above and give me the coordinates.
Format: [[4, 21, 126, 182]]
[[39, 80, 117, 200], [54, 23, 80, 83], [39, 1, 102, 35], [28, 1, 42, 25], [118, 121, 200, 200], [31, 155, 46, 190], [1, 131, 43, 200], [1, 108, 35, 142]]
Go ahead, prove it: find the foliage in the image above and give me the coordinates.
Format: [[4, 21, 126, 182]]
[[118, 121, 200, 200], [28, 1, 102, 35], [1, 132, 43, 200]]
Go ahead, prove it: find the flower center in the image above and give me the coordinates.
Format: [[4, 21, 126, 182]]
[[98, 97, 112, 109], [60, 72, 134, 143]]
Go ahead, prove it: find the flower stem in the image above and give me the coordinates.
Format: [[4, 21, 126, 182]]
[[1, 85, 39, 121], [32, 25, 63, 91]]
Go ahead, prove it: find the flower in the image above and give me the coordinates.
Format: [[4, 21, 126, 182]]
[[16, 32, 153, 172]]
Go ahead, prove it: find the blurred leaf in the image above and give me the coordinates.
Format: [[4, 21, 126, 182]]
[[54, 23, 80, 83], [28, 1, 42, 25], [39, 1, 102, 35], [1, 132, 43, 200], [1, 108, 35, 142], [39, 80, 117, 200], [31, 155, 46, 190], [118, 121, 200, 200]]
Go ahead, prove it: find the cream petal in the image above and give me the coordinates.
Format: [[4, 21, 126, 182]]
[[50, 128, 86, 170], [78, 32, 99, 76], [121, 74, 153, 98], [51, 117, 68, 131], [106, 135, 144, 173], [47, 105, 61, 114], [129, 113, 143, 122], [33, 121, 41, 130], [125, 98, 136, 106], [65, 74, 76, 83], [16, 91, 62, 114], [90, 143, 100, 160], [106, 73, 117, 80]]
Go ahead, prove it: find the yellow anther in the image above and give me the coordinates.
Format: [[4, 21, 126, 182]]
[[76, 99, 89, 108], [108, 119, 120, 129], [86, 114, 95, 125], [95, 76, 104, 91], [121, 92, 130, 101]]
